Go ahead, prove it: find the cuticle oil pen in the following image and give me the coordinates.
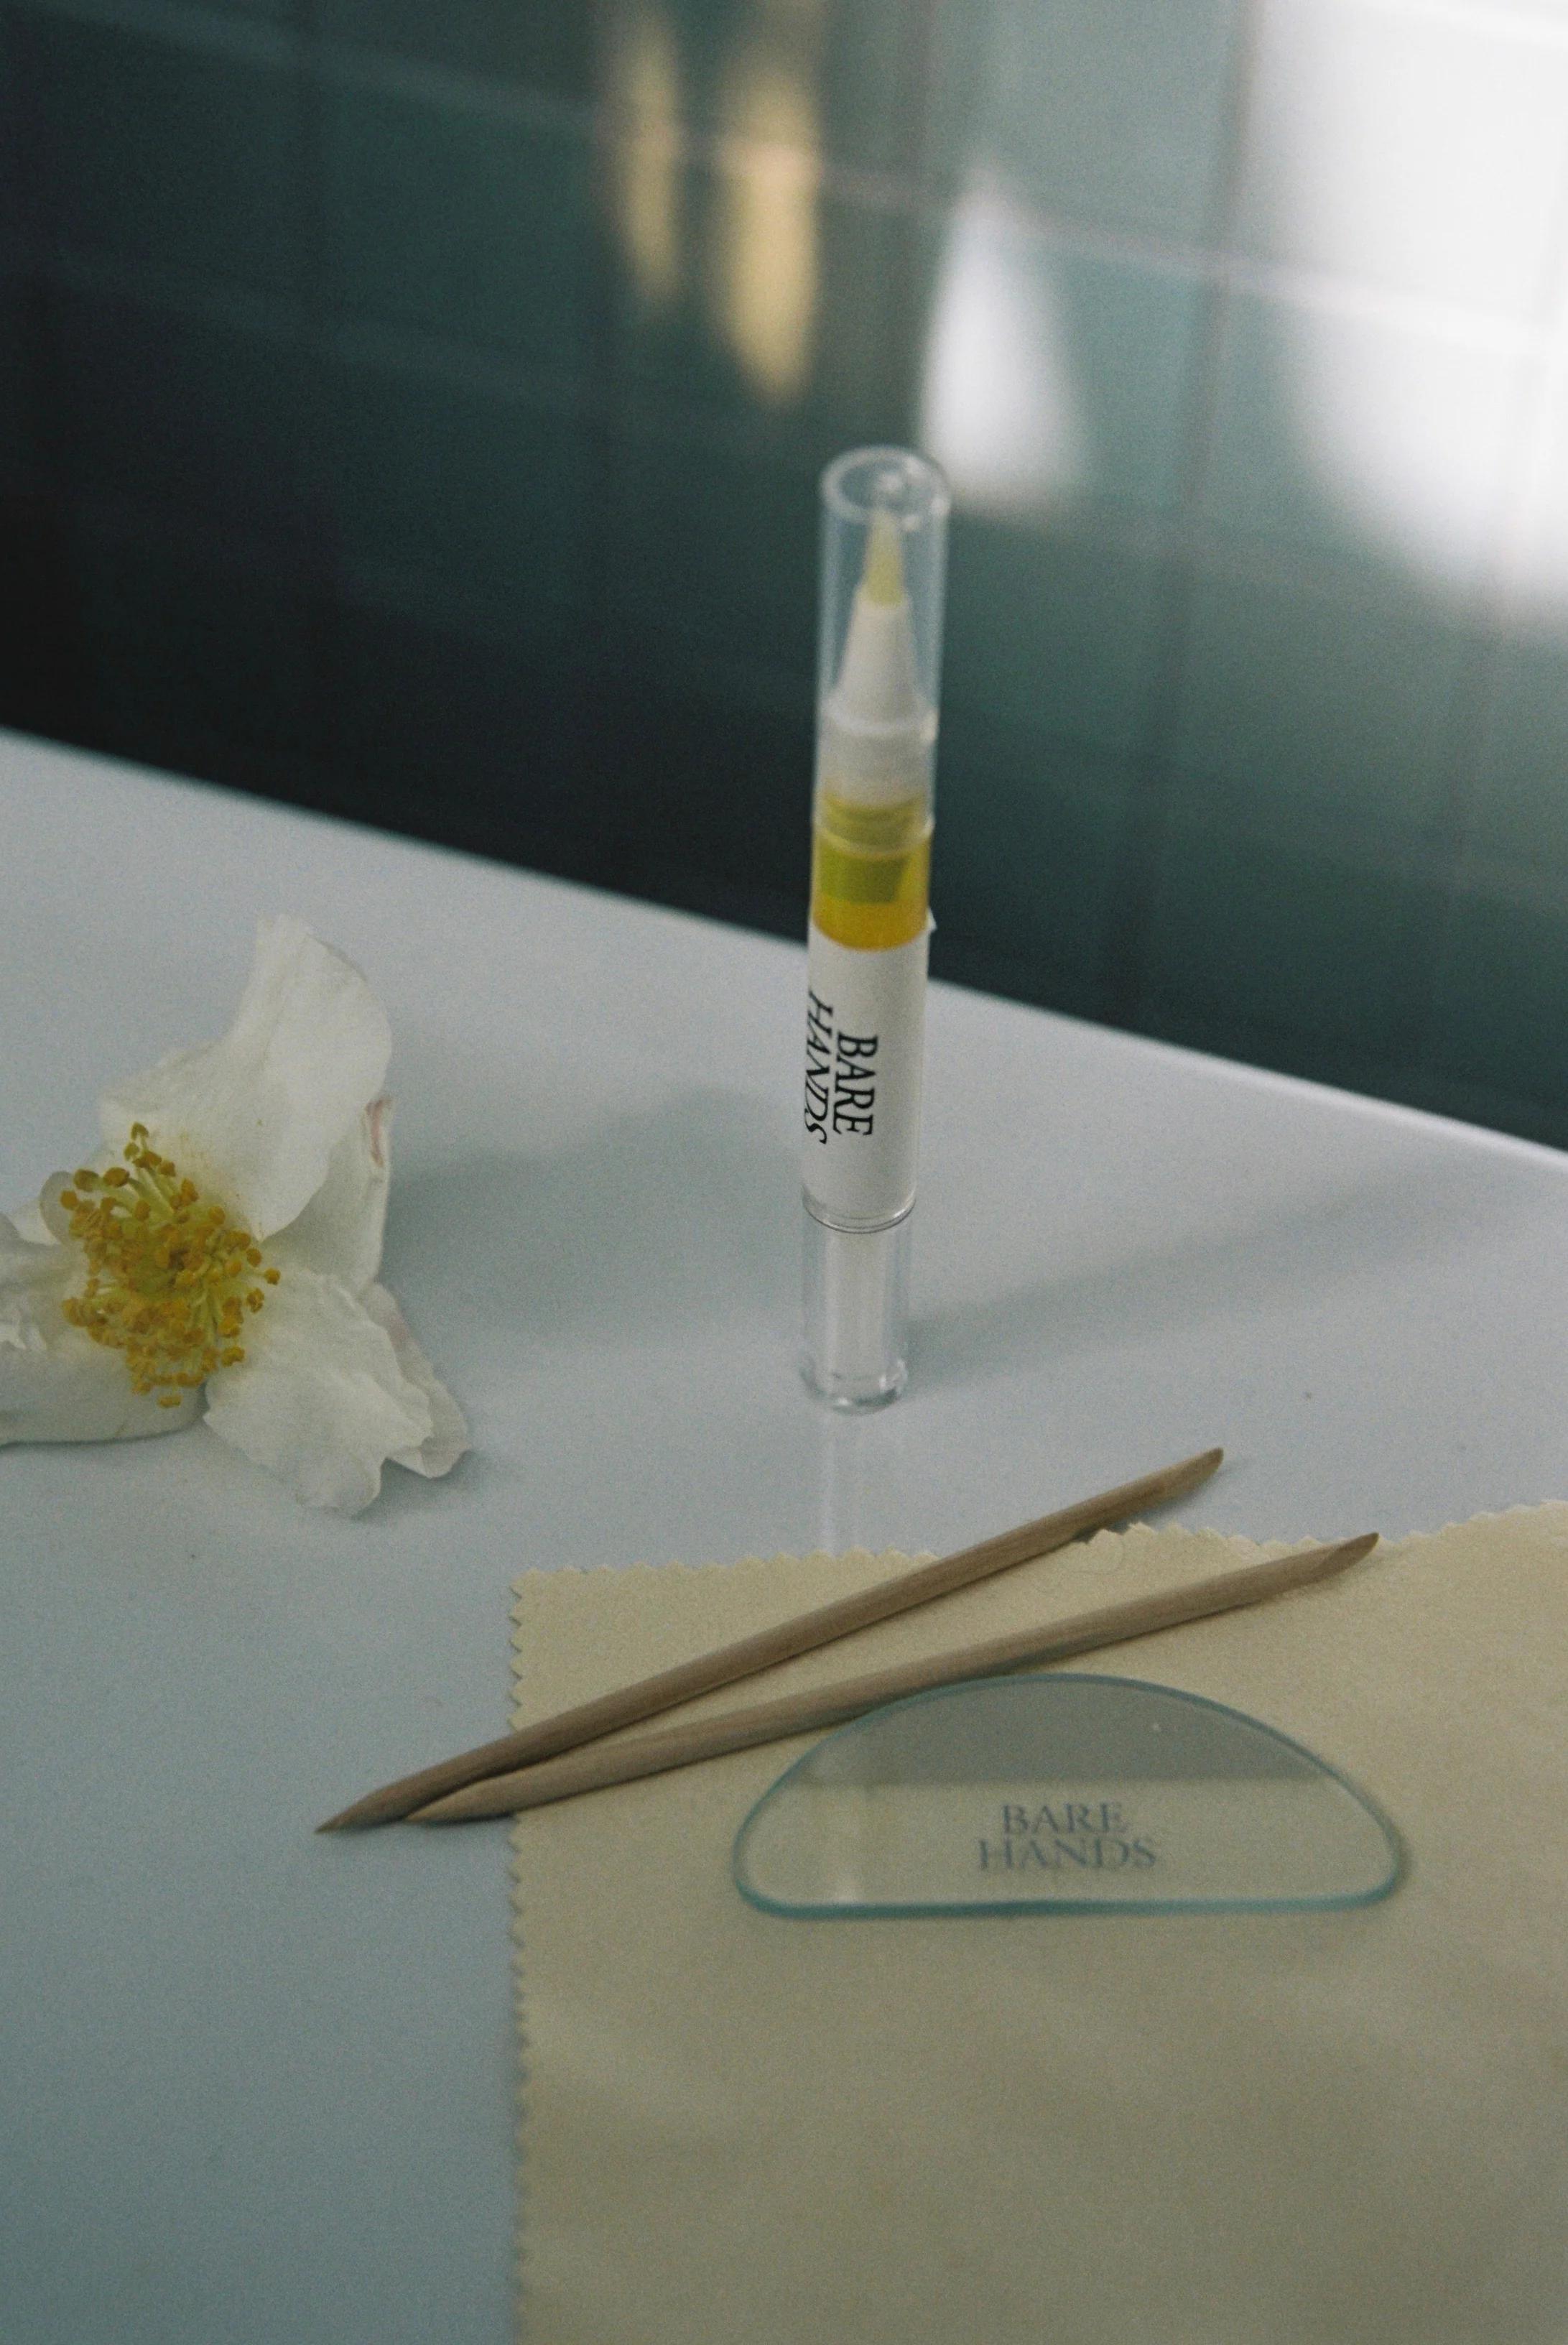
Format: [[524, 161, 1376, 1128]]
[[801, 447, 950, 1408]]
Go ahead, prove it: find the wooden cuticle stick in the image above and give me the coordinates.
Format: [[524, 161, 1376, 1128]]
[[411, 1532, 1378, 1823], [319, 1446, 1223, 1831]]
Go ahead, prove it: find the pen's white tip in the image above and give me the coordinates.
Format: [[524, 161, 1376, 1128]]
[[861, 507, 905, 607]]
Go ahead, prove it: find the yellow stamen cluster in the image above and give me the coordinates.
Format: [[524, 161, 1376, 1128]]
[[58, 1124, 281, 1406]]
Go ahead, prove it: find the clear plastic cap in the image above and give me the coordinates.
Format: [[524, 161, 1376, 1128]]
[[817, 448, 950, 811]]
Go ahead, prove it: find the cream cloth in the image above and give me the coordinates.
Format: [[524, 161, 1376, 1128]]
[[511, 1512, 1568, 2344]]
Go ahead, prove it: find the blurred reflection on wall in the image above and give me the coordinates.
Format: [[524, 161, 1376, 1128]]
[[6, 0, 1568, 1139]]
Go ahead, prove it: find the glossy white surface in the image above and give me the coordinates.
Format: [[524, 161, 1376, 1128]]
[[3, 730, 1565, 2343]]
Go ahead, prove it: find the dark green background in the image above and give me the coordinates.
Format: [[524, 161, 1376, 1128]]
[[4, 0, 1566, 1144]]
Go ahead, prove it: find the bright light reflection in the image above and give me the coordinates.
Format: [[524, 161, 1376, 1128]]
[[1506, 336, 1568, 617], [1261, 0, 1549, 590], [1258, 0, 1558, 319], [1277, 294, 1518, 588], [919, 190, 1087, 519]]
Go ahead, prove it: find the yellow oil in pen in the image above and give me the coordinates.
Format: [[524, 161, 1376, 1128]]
[[811, 792, 930, 950]]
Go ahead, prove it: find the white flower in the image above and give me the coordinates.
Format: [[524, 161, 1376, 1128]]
[[1, 915, 468, 1514]]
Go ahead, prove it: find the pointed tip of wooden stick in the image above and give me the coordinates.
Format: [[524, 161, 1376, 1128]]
[[314, 1790, 405, 1833], [315, 1804, 369, 1833], [409, 1774, 527, 1824], [1291, 1529, 1378, 1582], [1166, 1444, 1223, 1493]]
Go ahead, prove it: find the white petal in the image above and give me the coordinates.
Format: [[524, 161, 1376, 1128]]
[[269, 1097, 391, 1292], [9, 1192, 55, 1246], [358, 1282, 470, 1478], [202, 1267, 435, 1514], [101, 916, 392, 1242], [0, 1212, 198, 1445]]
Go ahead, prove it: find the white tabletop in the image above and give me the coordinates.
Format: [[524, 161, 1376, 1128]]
[[4, 729, 1566, 2344]]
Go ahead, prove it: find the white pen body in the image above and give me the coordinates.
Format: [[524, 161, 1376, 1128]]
[[802, 923, 928, 1231], [799, 448, 948, 1408]]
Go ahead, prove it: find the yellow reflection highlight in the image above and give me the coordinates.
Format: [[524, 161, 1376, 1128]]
[[712, 19, 822, 404], [606, 2, 683, 312]]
